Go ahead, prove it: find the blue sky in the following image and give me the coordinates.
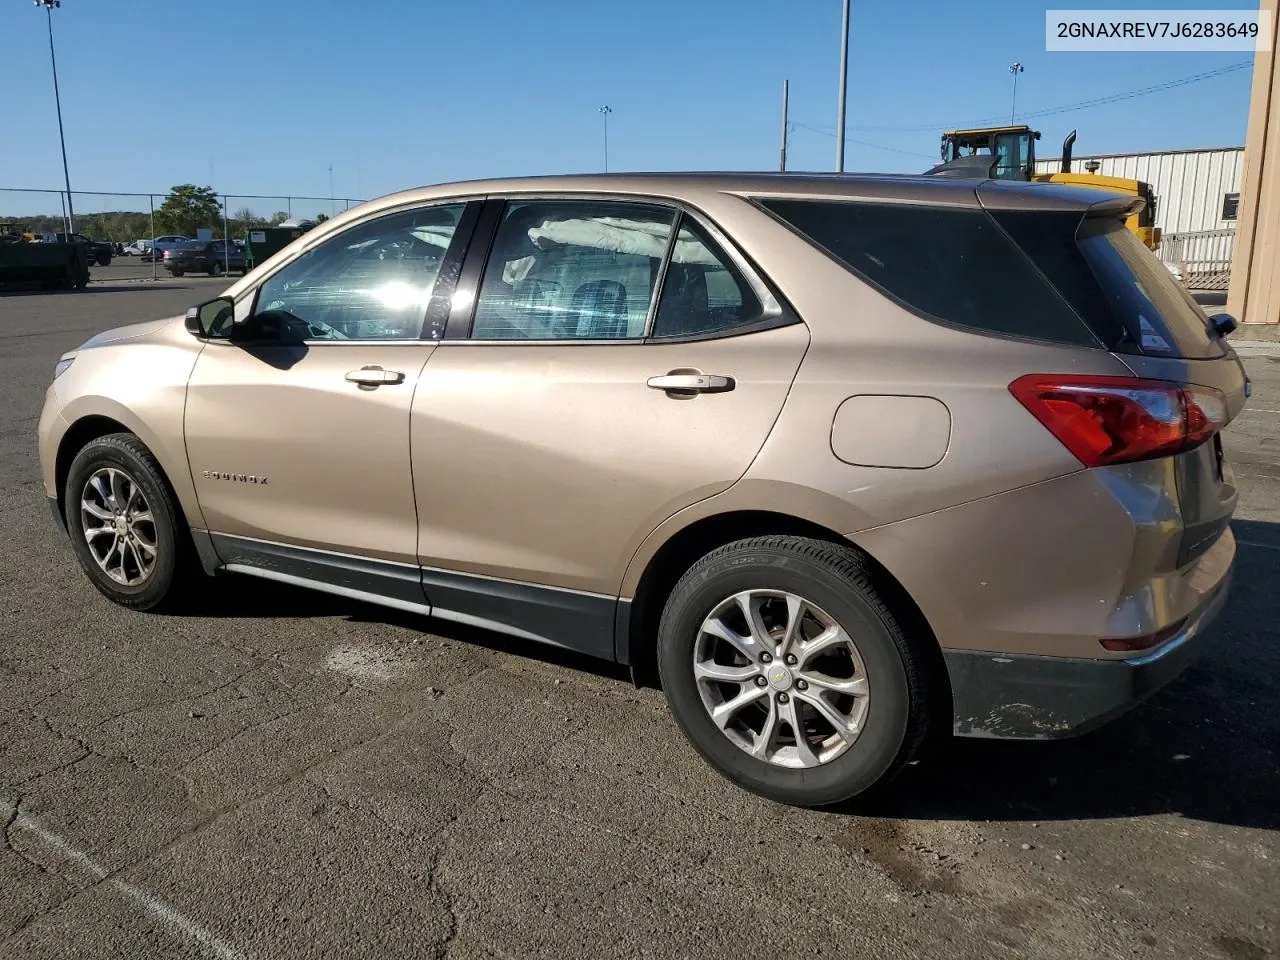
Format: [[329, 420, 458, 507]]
[[0, 0, 1258, 217]]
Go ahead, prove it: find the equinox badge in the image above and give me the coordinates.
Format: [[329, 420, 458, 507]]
[[203, 471, 268, 485]]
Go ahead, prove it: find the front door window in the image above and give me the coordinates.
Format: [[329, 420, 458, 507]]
[[249, 204, 466, 341]]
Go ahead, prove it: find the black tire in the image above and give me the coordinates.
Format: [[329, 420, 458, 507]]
[[170, 268, 184, 277], [63, 433, 193, 611], [656, 535, 933, 807], [97, 254, 112, 266]]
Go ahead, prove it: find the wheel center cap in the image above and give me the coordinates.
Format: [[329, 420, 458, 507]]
[[114, 517, 128, 535], [765, 663, 793, 691]]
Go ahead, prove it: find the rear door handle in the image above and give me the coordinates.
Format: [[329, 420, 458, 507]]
[[646, 373, 735, 394], [344, 365, 405, 387]]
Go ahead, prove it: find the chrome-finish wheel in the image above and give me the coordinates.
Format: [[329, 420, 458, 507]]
[[80, 467, 157, 586], [694, 590, 870, 768]]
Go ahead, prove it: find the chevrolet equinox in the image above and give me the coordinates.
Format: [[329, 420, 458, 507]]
[[38, 173, 1245, 806]]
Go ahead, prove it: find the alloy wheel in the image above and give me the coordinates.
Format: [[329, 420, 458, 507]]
[[693, 589, 870, 768], [80, 467, 158, 586]]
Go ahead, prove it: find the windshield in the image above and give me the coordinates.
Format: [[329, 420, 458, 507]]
[[1077, 220, 1224, 359]]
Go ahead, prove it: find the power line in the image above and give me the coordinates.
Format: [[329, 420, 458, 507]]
[[790, 122, 937, 159], [804, 59, 1253, 135], [1016, 60, 1251, 123]]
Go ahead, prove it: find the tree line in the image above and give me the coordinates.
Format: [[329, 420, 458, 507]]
[[2, 184, 327, 241]]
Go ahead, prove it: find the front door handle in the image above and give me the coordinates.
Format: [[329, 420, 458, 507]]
[[646, 373, 735, 395], [344, 365, 406, 387]]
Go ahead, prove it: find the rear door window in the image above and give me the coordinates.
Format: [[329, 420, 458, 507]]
[[472, 201, 675, 340], [650, 218, 761, 338], [757, 198, 1100, 348]]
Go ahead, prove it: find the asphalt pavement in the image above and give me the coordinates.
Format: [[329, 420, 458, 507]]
[[0, 281, 1276, 960]]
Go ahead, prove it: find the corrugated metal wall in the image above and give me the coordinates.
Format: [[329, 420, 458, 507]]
[[1033, 148, 1244, 233]]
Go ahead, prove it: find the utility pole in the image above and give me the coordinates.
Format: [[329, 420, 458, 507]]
[[1009, 62, 1024, 124], [36, 0, 75, 235], [599, 106, 613, 173], [328, 163, 335, 215], [222, 194, 230, 274], [835, 0, 850, 173], [779, 79, 790, 172]]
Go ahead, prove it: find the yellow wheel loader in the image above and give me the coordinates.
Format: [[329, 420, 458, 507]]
[[932, 126, 1160, 251]]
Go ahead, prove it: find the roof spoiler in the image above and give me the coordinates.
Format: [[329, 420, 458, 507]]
[[1086, 194, 1146, 220], [921, 155, 998, 179]]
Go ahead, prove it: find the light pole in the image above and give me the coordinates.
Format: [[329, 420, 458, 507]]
[[1009, 62, 1024, 124], [835, 0, 850, 172], [779, 79, 790, 173], [36, 0, 74, 236], [599, 105, 612, 173]]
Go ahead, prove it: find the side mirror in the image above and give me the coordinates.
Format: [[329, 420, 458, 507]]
[[185, 296, 234, 338], [1208, 312, 1237, 338]]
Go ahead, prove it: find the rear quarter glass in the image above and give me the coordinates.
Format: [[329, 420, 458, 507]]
[[760, 197, 1224, 362], [755, 197, 1102, 349]]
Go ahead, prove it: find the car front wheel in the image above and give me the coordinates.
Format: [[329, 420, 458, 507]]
[[64, 433, 191, 611], [657, 536, 933, 807]]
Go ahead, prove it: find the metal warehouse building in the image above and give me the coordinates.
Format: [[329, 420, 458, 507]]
[[1034, 147, 1244, 289], [1033, 147, 1244, 233]]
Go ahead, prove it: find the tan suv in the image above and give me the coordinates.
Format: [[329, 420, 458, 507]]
[[38, 173, 1245, 806]]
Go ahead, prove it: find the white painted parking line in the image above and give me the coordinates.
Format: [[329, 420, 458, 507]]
[[1, 799, 250, 960]]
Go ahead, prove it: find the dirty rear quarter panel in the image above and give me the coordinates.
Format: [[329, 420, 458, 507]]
[[718, 201, 1133, 528]]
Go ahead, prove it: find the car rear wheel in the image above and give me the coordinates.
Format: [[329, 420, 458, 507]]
[[64, 434, 192, 611], [170, 268, 184, 277], [97, 255, 111, 266], [657, 535, 932, 807]]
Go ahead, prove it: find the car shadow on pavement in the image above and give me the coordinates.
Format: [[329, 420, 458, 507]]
[[172, 520, 1278, 831], [865, 518, 1280, 831], [173, 572, 634, 685]]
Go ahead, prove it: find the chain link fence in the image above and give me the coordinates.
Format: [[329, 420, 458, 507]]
[[2, 187, 364, 284]]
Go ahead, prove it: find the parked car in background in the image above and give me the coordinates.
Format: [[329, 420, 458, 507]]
[[38, 172, 1244, 807], [141, 236, 191, 262], [122, 241, 149, 257], [163, 239, 247, 277], [42, 233, 114, 266]]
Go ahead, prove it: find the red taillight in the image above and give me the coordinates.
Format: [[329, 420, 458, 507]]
[[1100, 619, 1186, 652], [1009, 374, 1227, 468]]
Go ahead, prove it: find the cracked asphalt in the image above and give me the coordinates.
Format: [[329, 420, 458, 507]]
[[1, 281, 1277, 960]]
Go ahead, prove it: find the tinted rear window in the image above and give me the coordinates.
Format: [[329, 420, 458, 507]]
[[1075, 219, 1224, 359], [990, 210, 1132, 351], [758, 198, 1100, 348]]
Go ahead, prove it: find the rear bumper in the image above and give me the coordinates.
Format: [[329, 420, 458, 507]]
[[945, 567, 1231, 739]]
